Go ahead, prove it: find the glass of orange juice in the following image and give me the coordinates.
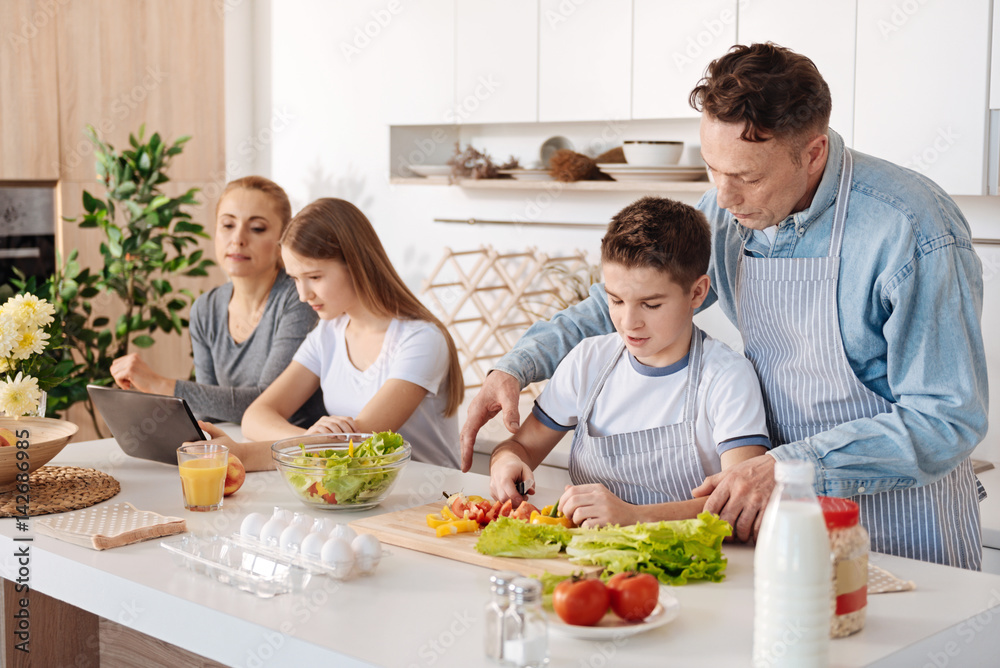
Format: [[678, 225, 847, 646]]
[[177, 443, 229, 511]]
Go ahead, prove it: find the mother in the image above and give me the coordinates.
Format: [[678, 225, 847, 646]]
[[111, 176, 325, 427]]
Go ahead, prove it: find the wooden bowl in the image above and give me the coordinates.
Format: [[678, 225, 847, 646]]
[[0, 417, 79, 492]]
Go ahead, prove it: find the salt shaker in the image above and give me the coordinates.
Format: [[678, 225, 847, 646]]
[[502, 577, 549, 668], [484, 570, 518, 664]]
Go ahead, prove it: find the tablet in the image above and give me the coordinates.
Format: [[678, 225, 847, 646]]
[[87, 385, 206, 465]]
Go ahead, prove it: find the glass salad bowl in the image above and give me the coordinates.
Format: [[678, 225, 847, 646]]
[[271, 432, 411, 511]]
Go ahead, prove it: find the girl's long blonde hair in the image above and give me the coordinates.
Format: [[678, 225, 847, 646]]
[[281, 198, 464, 416]]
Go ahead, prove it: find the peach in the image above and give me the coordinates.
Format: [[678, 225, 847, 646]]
[[0, 428, 17, 448], [224, 453, 246, 496]]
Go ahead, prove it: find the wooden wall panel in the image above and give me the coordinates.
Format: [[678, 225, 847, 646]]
[[0, 0, 61, 180], [48, 0, 226, 439], [54, 0, 225, 183]]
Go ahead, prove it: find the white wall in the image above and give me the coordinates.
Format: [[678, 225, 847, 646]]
[[236, 1, 1000, 462]]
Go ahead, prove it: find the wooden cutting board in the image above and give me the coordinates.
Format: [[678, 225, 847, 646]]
[[349, 502, 600, 578]]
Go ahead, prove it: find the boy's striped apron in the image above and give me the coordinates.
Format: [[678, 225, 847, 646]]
[[569, 326, 707, 504]]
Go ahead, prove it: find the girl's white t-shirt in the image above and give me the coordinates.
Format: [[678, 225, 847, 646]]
[[534, 332, 770, 477], [292, 315, 458, 468]]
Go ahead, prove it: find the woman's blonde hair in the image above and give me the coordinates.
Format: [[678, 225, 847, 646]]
[[281, 198, 465, 416], [216, 176, 293, 231]]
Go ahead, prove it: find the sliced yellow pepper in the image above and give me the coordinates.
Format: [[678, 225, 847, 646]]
[[529, 510, 573, 528], [467, 495, 487, 504], [541, 504, 555, 516], [441, 505, 460, 521], [348, 438, 354, 457], [435, 519, 480, 537], [426, 513, 451, 528]]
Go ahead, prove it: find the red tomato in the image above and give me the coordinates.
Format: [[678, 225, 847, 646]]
[[605, 572, 659, 622], [499, 499, 513, 517], [553, 577, 610, 626], [510, 501, 539, 521]]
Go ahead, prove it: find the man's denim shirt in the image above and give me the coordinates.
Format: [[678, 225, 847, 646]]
[[496, 130, 988, 497]]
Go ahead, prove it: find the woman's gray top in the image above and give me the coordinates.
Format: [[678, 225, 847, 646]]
[[174, 270, 325, 427]]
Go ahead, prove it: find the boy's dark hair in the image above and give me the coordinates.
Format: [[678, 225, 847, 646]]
[[601, 196, 711, 290], [688, 42, 831, 149]]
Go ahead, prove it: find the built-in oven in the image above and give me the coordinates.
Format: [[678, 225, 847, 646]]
[[0, 184, 57, 287]]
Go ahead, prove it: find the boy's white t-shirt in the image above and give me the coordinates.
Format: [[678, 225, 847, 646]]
[[292, 315, 458, 468], [533, 331, 770, 477]]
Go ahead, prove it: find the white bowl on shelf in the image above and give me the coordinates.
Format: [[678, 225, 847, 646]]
[[623, 140, 684, 167]]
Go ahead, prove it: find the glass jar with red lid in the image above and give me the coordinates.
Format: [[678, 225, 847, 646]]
[[818, 496, 869, 637]]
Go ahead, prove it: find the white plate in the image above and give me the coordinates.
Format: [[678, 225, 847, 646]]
[[605, 172, 707, 182], [499, 169, 553, 181], [548, 586, 680, 639], [597, 163, 704, 172], [407, 165, 451, 177]]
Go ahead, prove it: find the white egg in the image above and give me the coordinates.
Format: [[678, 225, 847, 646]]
[[321, 537, 355, 579], [291, 512, 314, 529], [272, 507, 294, 523], [351, 534, 382, 575], [260, 517, 288, 547], [330, 523, 357, 543], [300, 531, 328, 559], [312, 517, 338, 535], [279, 524, 308, 553], [239, 512, 268, 540]]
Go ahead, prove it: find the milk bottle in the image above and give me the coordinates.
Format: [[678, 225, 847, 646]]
[[752, 460, 832, 668]]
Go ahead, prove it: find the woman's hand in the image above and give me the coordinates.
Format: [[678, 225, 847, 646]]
[[191, 421, 237, 448], [305, 415, 359, 435], [559, 483, 639, 528], [110, 353, 175, 396]]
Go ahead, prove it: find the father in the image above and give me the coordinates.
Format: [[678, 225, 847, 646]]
[[460, 43, 988, 570]]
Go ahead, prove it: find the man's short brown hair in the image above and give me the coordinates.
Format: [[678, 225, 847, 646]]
[[601, 196, 711, 290], [689, 42, 832, 144]]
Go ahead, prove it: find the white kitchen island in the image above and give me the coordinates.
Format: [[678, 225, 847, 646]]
[[2, 438, 999, 667]]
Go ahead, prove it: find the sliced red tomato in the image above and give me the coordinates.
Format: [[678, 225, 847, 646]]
[[499, 499, 514, 517], [485, 500, 502, 523], [510, 501, 539, 521]]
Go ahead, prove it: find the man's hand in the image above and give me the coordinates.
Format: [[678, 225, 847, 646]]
[[459, 371, 522, 472], [559, 483, 639, 528], [692, 455, 776, 542]]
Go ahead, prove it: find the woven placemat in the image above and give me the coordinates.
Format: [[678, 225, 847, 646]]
[[0, 466, 120, 517]]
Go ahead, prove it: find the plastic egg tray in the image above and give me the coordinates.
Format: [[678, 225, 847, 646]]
[[160, 534, 311, 598]]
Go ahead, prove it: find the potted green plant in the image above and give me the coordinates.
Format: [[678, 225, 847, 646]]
[[9, 125, 214, 435]]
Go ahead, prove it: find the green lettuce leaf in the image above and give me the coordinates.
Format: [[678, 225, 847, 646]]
[[475, 516, 572, 559], [565, 512, 732, 585]]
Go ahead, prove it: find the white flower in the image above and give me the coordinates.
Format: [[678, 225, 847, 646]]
[[11, 328, 50, 360], [1, 294, 55, 330], [0, 318, 15, 359], [0, 372, 42, 418]]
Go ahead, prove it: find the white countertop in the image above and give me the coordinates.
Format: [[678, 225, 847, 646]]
[[3, 438, 1000, 667]]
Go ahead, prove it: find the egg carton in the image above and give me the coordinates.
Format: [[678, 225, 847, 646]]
[[234, 508, 383, 580], [228, 532, 376, 580], [160, 534, 312, 598]]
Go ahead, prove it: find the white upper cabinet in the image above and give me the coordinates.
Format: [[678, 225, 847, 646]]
[[992, 5, 1000, 109], [538, 0, 632, 122], [736, 0, 857, 146], [854, 0, 991, 195], [632, 1, 737, 120], [455, 1, 538, 124], [376, 0, 455, 126]]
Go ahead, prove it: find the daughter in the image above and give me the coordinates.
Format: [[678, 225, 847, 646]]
[[204, 198, 463, 470]]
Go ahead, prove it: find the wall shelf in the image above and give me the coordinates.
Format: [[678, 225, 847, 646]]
[[390, 177, 713, 194]]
